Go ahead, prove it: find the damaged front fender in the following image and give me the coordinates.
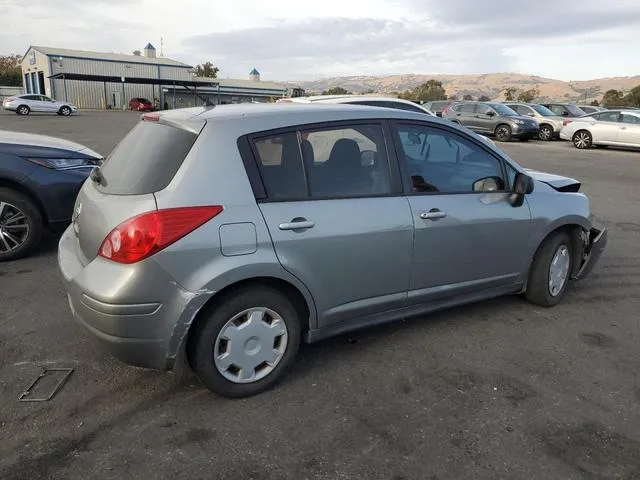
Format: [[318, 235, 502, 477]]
[[571, 226, 608, 280]]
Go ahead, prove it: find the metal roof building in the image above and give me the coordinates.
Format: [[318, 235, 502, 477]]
[[20, 45, 303, 110]]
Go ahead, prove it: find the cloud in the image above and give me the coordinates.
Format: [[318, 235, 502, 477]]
[[182, 17, 513, 79]]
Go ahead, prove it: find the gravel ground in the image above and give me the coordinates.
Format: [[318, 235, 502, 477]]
[[1, 110, 639, 480]]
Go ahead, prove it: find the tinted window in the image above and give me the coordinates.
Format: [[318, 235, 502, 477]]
[[594, 111, 620, 122], [301, 124, 391, 198], [476, 104, 493, 115], [566, 105, 586, 116], [97, 121, 198, 195], [23, 95, 40, 100], [488, 103, 518, 116], [458, 103, 476, 114], [253, 132, 307, 200], [514, 105, 533, 116], [395, 123, 505, 194], [548, 105, 567, 115], [621, 114, 640, 124], [531, 104, 555, 116]]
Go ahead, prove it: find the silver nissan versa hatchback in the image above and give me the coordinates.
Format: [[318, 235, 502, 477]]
[[58, 103, 607, 398]]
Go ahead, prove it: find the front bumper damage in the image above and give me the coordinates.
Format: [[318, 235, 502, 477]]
[[572, 226, 608, 280]]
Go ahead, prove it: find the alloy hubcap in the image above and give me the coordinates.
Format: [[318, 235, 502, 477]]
[[549, 245, 570, 297], [0, 201, 29, 253], [214, 307, 288, 383], [540, 127, 552, 140], [574, 133, 590, 148], [497, 127, 509, 140]]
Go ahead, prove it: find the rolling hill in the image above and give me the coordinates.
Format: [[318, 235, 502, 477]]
[[286, 73, 640, 103]]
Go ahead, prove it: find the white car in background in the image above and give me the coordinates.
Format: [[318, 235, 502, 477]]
[[278, 95, 497, 147], [277, 94, 436, 115], [560, 110, 640, 150], [2, 94, 78, 116]]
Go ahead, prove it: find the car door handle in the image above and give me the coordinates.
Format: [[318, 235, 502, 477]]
[[278, 220, 315, 231], [620, 126, 627, 130], [420, 211, 447, 220]]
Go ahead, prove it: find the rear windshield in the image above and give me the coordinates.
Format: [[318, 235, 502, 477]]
[[97, 121, 197, 195]]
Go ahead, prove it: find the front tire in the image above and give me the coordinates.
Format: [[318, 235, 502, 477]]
[[573, 130, 592, 149], [16, 105, 30, 115], [495, 124, 512, 142], [189, 285, 302, 398], [525, 232, 573, 307], [59, 106, 72, 116], [0, 188, 43, 261], [539, 124, 554, 141]]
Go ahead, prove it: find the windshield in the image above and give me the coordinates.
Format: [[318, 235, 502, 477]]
[[531, 104, 556, 116], [489, 103, 518, 116]]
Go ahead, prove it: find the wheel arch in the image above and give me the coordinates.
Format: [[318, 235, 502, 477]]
[[0, 178, 49, 226], [526, 221, 589, 289], [175, 275, 316, 372]]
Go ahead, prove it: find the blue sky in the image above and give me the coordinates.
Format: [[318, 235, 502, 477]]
[[2, 0, 639, 81]]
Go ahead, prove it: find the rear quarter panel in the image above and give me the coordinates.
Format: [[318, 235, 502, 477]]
[[152, 120, 318, 328]]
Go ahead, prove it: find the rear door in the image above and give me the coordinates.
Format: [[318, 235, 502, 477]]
[[72, 117, 202, 263], [248, 121, 414, 328], [390, 120, 531, 305], [589, 111, 622, 144], [454, 103, 478, 129]]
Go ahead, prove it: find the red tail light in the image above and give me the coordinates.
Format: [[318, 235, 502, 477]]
[[99, 206, 223, 264], [563, 119, 573, 126]]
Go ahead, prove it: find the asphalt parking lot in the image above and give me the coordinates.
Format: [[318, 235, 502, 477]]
[[1, 109, 639, 480]]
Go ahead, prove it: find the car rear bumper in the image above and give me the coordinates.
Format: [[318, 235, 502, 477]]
[[57, 226, 213, 370], [574, 226, 607, 280]]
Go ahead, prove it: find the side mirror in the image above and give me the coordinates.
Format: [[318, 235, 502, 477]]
[[527, 112, 535, 117], [508, 173, 534, 207], [486, 111, 496, 117], [472, 176, 504, 192]]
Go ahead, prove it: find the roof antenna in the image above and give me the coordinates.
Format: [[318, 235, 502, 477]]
[[160, 37, 164, 57]]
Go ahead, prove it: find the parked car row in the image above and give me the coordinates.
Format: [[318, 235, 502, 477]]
[[2, 94, 156, 115]]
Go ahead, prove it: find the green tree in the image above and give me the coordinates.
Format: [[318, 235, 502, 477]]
[[589, 99, 600, 106], [517, 87, 539, 103], [193, 61, 219, 78], [322, 86, 350, 95], [462, 94, 473, 101], [623, 85, 640, 107], [0, 54, 22, 87], [601, 89, 625, 106], [502, 87, 519, 101], [478, 95, 491, 102], [405, 79, 447, 102]]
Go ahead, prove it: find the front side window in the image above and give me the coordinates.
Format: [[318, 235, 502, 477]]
[[476, 104, 494, 115], [621, 113, 640, 124], [395, 123, 505, 194]]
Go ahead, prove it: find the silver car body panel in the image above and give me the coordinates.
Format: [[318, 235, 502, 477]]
[[58, 103, 602, 370]]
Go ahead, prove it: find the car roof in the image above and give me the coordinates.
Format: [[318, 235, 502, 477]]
[[153, 103, 447, 135], [281, 95, 433, 111]]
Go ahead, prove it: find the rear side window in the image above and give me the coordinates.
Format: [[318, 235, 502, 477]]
[[458, 103, 476, 113], [97, 122, 197, 195]]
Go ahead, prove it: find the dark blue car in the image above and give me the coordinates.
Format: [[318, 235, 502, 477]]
[[0, 130, 102, 261]]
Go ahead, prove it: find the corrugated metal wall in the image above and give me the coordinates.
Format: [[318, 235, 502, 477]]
[[47, 56, 191, 109]]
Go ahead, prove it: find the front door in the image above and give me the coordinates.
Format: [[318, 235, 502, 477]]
[[617, 113, 640, 146], [250, 123, 414, 328], [473, 104, 497, 134], [390, 121, 531, 305]]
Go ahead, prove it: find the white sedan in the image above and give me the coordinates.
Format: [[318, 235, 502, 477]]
[[560, 110, 640, 149], [2, 94, 78, 116]]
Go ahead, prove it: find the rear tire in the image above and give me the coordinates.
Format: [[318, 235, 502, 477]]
[[538, 124, 554, 141], [0, 188, 43, 261], [495, 124, 512, 142], [16, 105, 30, 115], [525, 232, 573, 307], [572, 130, 592, 149], [189, 285, 302, 398]]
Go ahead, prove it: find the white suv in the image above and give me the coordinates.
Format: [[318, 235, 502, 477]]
[[277, 95, 435, 115]]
